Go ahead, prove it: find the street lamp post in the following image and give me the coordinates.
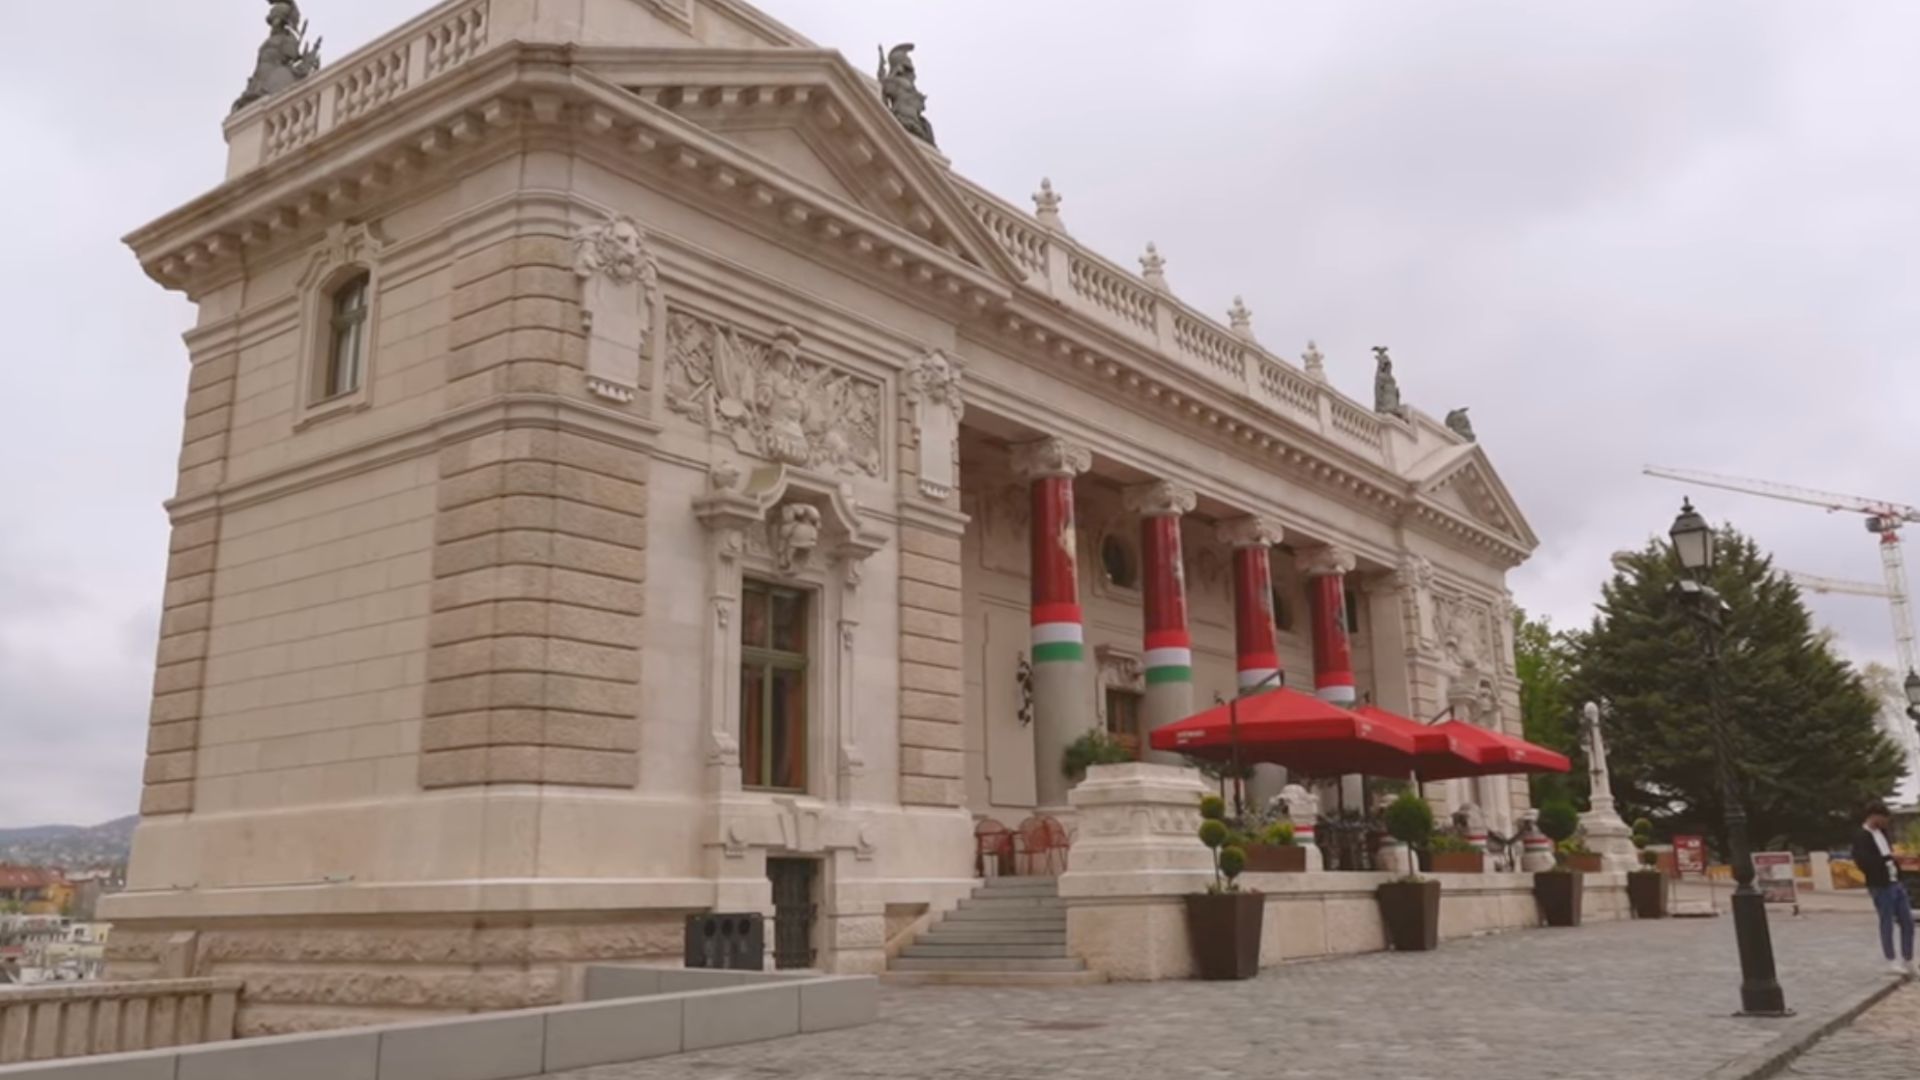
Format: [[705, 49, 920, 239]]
[[1666, 498, 1792, 1018], [1904, 668, 1920, 724]]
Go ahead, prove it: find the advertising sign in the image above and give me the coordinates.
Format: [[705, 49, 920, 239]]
[[1753, 851, 1797, 904], [1674, 835, 1708, 876]]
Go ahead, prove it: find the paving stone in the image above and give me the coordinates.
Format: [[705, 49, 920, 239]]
[[1784, 984, 1920, 1077], [541, 912, 1889, 1080]]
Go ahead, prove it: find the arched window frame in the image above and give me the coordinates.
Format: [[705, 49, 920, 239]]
[[295, 224, 385, 427]]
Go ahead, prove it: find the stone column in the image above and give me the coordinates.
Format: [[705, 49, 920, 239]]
[[1012, 438, 1094, 809], [1218, 517, 1286, 695], [1301, 547, 1358, 706], [1126, 481, 1199, 754]]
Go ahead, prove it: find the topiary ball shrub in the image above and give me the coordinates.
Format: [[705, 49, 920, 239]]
[[1537, 800, 1580, 844], [1383, 792, 1435, 849], [1199, 795, 1227, 822], [1219, 846, 1248, 880], [1199, 818, 1230, 850]]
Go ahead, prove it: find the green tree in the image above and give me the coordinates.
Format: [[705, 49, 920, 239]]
[[1514, 608, 1581, 807], [1568, 528, 1903, 851]]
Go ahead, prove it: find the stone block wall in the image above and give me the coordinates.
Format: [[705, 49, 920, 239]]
[[896, 518, 965, 807]]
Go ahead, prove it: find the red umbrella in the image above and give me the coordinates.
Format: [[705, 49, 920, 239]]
[[1149, 689, 1421, 777], [1352, 705, 1492, 779], [1418, 720, 1572, 780]]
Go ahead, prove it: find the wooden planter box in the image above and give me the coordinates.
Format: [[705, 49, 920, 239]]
[[1430, 851, 1484, 874], [1242, 844, 1307, 873], [1535, 871, 1585, 927], [1377, 879, 1441, 952], [1565, 853, 1605, 874], [1627, 870, 1668, 919], [1185, 891, 1265, 980]]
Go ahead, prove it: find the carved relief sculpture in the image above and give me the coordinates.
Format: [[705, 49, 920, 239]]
[[233, 0, 323, 114], [572, 214, 659, 404], [666, 313, 883, 478], [1445, 408, 1477, 442], [772, 503, 823, 574], [903, 350, 964, 500], [878, 44, 936, 146], [1373, 347, 1408, 419]]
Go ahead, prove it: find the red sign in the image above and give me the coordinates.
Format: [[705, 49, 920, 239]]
[[1674, 835, 1707, 876]]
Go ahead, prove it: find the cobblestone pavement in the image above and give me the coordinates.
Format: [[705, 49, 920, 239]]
[[548, 913, 1887, 1080], [1784, 985, 1920, 1077]]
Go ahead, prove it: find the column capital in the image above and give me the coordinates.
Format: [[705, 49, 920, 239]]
[[1300, 546, 1357, 578], [1124, 480, 1197, 518], [1216, 516, 1285, 550], [1010, 437, 1092, 481]]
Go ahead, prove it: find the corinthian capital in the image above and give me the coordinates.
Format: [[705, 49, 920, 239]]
[[1124, 480, 1198, 519], [1216, 516, 1285, 550], [1010, 437, 1092, 481], [1299, 545, 1357, 579]]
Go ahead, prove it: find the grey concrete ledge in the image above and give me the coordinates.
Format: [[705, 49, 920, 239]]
[[0, 969, 878, 1080]]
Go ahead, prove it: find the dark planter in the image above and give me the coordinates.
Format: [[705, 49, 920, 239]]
[[1627, 870, 1667, 919], [1185, 891, 1264, 980], [1377, 879, 1442, 952], [1567, 853, 1605, 874], [1431, 851, 1484, 874], [1534, 871, 1585, 927], [1243, 844, 1307, 873]]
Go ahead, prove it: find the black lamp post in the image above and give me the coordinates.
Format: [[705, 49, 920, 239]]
[[1666, 498, 1791, 1018], [1904, 669, 1920, 724]]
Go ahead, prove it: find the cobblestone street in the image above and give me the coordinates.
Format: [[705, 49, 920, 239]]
[[1785, 984, 1920, 1077], [547, 912, 1887, 1080]]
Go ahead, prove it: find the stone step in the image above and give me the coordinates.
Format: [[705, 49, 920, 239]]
[[974, 879, 1060, 898], [921, 926, 1067, 944], [882, 970, 1108, 988], [888, 956, 1088, 973], [939, 907, 1067, 925], [958, 895, 1064, 910], [900, 942, 1071, 959]]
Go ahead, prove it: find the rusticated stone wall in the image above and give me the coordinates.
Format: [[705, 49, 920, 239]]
[[897, 519, 966, 807]]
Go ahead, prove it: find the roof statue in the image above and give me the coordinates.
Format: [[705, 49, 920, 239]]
[[233, 0, 323, 115], [878, 43, 936, 147], [1372, 347, 1407, 419], [1446, 408, 1477, 442]]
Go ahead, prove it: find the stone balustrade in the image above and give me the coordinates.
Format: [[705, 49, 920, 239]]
[[0, 977, 241, 1065]]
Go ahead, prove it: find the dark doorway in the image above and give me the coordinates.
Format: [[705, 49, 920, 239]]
[[767, 857, 819, 970]]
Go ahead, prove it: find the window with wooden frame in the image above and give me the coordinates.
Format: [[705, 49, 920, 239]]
[[740, 580, 810, 792], [1104, 687, 1145, 760], [322, 272, 371, 401]]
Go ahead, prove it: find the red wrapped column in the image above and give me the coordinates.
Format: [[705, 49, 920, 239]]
[[1302, 547, 1358, 705], [1126, 481, 1198, 742], [1011, 438, 1093, 807], [1218, 517, 1286, 694]]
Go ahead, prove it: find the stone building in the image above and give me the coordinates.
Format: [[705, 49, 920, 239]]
[[110, 0, 1537, 1033]]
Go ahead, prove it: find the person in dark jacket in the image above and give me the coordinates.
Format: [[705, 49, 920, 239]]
[[1851, 803, 1914, 976]]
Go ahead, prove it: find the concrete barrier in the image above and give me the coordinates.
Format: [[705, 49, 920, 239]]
[[0, 979, 242, 1065], [0, 970, 878, 1080]]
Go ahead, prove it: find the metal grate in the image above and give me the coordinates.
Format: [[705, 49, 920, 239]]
[[768, 858, 818, 970]]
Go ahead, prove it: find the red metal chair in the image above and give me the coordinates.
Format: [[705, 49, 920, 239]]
[[973, 819, 1014, 879], [1016, 814, 1071, 877]]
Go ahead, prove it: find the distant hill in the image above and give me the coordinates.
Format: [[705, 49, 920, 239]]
[[0, 816, 137, 871]]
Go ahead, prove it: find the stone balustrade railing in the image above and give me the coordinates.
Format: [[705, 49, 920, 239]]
[[953, 180, 1440, 470], [0, 977, 241, 1065]]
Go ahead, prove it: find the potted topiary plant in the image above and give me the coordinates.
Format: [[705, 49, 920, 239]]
[[1560, 837, 1604, 874], [1062, 729, 1136, 783], [1627, 817, 1666, 919], [1186, 795, 1263, 979], [1239, 819, 1307, 873], [1376, 792, 1442, 951], [1533, 799, 1584, 927], [1429, 832, 1485, 874]]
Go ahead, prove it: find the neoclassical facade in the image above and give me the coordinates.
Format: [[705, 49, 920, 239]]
[[111, 0, 1538, 1032]]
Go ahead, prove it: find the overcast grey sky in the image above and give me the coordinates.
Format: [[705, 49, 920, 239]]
[[2, 1, 1915, 827]]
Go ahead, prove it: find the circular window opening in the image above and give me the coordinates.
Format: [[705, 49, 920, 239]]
[[1101, 535, 1137, 588]]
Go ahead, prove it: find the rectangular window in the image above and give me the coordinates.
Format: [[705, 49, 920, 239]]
[[1343, 586, 1363, 635], [323, 274, 370, 400], [1105, 688, 1144, 760], [741, 580, 809, 791]]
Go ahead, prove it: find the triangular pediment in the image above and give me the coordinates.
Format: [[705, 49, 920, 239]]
[[1407, 444, 1539, 552], [580, 48, 1030, 286]]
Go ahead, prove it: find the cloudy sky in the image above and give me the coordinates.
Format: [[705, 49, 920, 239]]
[[2, 1, 1915, 827]]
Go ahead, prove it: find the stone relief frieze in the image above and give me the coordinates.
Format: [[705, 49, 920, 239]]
[[665, 312, 883, 478], [903, 350, 964, 500], [973, 482, 1031, 576]]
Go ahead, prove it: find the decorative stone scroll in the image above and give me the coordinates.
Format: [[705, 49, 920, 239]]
[[903, 350, 964, 500], [571, 214, 660, 404], [666, 313, 883, 478]]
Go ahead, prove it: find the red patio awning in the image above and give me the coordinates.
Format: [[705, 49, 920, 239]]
[[1147, 689, 1421, 777], [1418, 720, 1572, 780], [1352, 705, 1492, 779]]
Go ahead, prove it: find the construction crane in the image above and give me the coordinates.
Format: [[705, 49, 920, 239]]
[[1644, 466, 1920, 721]]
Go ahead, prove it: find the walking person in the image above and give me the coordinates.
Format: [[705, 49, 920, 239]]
[[1851, 803, 1915, 976]]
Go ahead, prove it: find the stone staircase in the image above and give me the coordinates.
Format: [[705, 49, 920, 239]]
[[885, 877, 1105, 986]]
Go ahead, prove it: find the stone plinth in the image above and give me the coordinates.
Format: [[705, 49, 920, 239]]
[[1058, 763, 1212, 981]]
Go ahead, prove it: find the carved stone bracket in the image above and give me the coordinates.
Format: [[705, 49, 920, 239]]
[[1124, 480, 1196, 519], [903, 350, 965, 500], [1095, 644, 1144, 698]]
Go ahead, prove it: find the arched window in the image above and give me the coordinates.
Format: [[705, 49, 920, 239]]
[[322, 272, 370, 400]]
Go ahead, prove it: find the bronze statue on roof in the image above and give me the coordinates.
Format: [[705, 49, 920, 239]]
[[878, 43, 936, 147], [233, 0, 324, 115]]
